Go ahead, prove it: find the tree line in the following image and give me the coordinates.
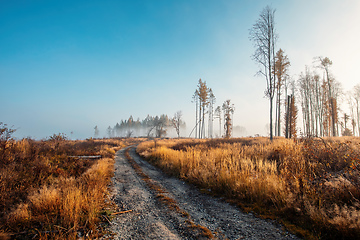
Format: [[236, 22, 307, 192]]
[[94, 113, 185, 138]]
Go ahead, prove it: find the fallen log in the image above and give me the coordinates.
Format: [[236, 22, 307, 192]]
[[112, 210, 133, 215], [69, 155, 102, 159]]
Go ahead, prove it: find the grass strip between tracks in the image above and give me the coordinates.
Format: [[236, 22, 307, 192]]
[[124, 147, 215, 239]]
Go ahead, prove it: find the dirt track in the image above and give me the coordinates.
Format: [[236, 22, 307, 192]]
[[105, 146, 301, 239]]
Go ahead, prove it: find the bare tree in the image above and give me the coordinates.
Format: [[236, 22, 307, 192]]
[[208, 88, 216, 138], [126, 130, 133, 138], [297, 59, 342, 137], [249, 5, 278, 140], [0, 122, 16, 149], [172, 111, 183, 138], [94, 125, 99, 138], [342, 113, 352, 135], [353, 84, 360, 136], [222, 100, 235, 138], [192, 90, 199, 138], [317, 57, 338, 136], [214, 106, 222, 137], [298, 67, 314, 136], [107, 126, 113, 138], [155, 115, 167, 138]]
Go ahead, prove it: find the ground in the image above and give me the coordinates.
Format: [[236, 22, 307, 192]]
[[104, 146, 300, 240]]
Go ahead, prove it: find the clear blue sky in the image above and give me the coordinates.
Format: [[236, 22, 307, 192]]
[[1, 0, 359, 139]]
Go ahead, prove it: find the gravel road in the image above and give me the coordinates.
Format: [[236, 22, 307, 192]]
[[105, 146, 301, 240]]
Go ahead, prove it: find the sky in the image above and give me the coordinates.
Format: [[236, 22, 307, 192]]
[[1, 0, 359, 139]]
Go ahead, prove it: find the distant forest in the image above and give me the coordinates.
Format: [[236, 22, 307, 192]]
[[95, 114, 186, 138]]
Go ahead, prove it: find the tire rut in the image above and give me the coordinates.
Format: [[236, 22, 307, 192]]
[[105, 147, 301, 240]]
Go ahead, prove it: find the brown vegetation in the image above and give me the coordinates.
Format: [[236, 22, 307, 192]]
[[0, 130, 137, 239], [137, 137, 360, 239]]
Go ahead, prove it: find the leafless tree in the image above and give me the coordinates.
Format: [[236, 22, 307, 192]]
[[94, 125, 99, 138], [208, 89, 216, 138], [145, 115, 169, 138], [214, 106, 222, 137], [298, 67, 314, 136], [154, 115, 168, 138], [298, 60, 342, 137], [107, 126, 113, 138], [353, 85, 360, 136], [347, 84, 360, 136], [172, 111, 183, 138], [249, 5, 278, 140], [126, 130, 133, 138], [317, 57, 338, 136], [222, 100, 235, 138], [0, 122, 16, 145], [192, 90, 199, 138]]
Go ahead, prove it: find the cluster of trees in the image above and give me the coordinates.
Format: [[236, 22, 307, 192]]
[[297, 58, 342, 137], [293, 59, 360, 138], [250, 6, 359, 139], [192, 79, 235, 138], [94, 113, 185, 138]]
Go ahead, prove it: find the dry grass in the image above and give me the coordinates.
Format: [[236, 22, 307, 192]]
[[0, 135, 139, 239], [137, 137, 360, 240]]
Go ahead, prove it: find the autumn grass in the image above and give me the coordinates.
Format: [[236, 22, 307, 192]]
[[137, 137, 360, 240], [0, 136, 139, 239]]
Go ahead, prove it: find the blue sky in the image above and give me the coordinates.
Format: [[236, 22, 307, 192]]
[[1, 0, 359, 139]]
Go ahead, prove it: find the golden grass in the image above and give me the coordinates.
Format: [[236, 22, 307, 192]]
[[137, 137, 360, 239], [0, 137, 138, 239]]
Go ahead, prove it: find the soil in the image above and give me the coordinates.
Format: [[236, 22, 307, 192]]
[[104, 146, 301, 240]]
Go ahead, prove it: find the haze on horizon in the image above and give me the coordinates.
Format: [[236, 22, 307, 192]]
[[1, 0, 359, 139]]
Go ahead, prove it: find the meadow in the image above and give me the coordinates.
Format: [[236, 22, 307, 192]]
[[137, 137, 360, 239], [0, 131, 137, 239]]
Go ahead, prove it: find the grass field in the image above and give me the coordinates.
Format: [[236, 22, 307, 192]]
[[0, 133, 139, 239], [137, 137, 360, 240]]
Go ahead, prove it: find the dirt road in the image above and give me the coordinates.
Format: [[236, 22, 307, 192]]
[[105, 147, 300, 239]]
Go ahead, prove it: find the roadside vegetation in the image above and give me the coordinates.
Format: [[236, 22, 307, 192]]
[[0, 123, 139, 239], [137, 137, 360, 240]]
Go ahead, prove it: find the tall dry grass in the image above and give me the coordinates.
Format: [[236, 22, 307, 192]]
[[0, 134, 136, 239], [137, 137, 360, 239], [7, 157, 115, 239]]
